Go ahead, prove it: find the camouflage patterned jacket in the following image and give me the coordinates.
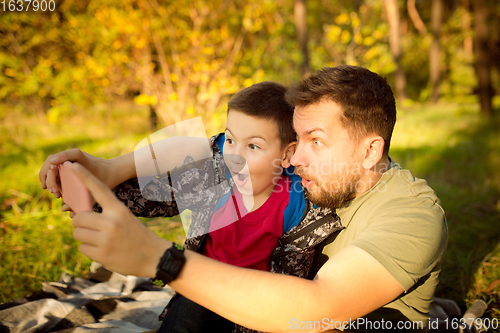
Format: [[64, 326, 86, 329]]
[[95, 133, 343, 333]]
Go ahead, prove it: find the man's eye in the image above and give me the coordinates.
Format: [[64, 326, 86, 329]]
[[248, 144, 260, 150], [313, 139, 323, 147]]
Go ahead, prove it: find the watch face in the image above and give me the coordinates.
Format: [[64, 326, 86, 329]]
[[160, 246, 186, 280], [162, 254, 183, 272]]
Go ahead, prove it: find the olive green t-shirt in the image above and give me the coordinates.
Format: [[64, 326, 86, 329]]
[[317, 160, 447, 332]]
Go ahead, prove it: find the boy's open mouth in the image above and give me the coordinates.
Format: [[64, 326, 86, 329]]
[[235, 173, 248, 182], [233, 172, 249, 187]]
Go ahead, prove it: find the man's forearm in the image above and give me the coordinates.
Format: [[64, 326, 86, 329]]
[[173, 251, 325, 332], [146, 241, 402, 333], [148, 241, 340, 333]]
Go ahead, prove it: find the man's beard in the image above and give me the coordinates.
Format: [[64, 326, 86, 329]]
[[296, 165, 362, 209]]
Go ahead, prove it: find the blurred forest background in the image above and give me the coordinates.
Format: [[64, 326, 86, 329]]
[[1, 0, 500, 323]]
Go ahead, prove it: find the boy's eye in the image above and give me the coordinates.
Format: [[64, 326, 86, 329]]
[[313, 139, 323, 147], [226, 138, 234, 144], [248, 143, 260, 150]]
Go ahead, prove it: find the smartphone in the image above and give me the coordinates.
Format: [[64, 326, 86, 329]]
[[58, 161, 93, 213]]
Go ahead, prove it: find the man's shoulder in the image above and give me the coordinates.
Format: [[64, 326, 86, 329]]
[[337, 159, 446, 234], [371, 161, 442, 209]]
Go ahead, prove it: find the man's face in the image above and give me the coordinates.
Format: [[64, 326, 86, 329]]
[[291, 100, 364, 209]]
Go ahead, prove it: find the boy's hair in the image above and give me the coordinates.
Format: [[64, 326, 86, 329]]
[[285, 65, 397, 156], [227, 81, 296, 148]]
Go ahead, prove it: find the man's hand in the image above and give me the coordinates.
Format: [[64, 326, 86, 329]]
[[70, 162, 169, 277]]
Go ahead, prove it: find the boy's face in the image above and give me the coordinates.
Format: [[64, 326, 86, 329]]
[[224, 110, 288, 201]]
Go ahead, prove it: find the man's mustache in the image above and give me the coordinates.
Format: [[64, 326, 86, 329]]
[[295, 167, 320, 184]]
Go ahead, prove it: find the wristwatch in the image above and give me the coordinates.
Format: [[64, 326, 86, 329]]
[[151, 243, 186, 287]]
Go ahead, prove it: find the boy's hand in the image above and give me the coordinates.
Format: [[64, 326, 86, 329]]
[[61, 204, 76, 218], [70, 162, 168, 277], [61, 200, 96, 218], [39, 148, 114, 199]]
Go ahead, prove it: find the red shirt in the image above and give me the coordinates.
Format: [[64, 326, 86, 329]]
[[203, 176, 290, 271]]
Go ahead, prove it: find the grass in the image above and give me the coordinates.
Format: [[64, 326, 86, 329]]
[[0, 99, 499, 321], [389, 100, 500, 319], [0, 101, 188, 303]]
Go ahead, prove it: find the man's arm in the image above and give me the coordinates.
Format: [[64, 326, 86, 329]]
[[70, 163, 404, 333], [171, 245, 403, 332]]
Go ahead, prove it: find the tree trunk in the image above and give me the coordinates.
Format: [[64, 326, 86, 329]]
[[472, 0, 494, 116], [384, 0, 407, 101], [294, 0, 311, 78], [407, 0, 427, 36], [139, 43, 158, 130], [429, 0, 442, 103], [462, 0, 473, 58]]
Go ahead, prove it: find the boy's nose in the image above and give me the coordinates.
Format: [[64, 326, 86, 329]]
[[226, 154, 246, 172]]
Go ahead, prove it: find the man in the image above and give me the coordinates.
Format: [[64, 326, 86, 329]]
[[42, 65, 447, 332]]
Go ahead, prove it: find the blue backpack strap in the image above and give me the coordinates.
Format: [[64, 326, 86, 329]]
[[282, 166, 305, 233], [212, 190, 232, 214], [214, 132, 225, 152], [213, 133, 232, 181]]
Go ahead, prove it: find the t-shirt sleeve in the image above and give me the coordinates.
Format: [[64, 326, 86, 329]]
[[282, 167, 306, 234], [93, 177, 180, 218], [350, 196, 448, 292]]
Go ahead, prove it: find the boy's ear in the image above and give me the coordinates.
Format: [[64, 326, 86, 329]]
[[281, 142, 297, 168]]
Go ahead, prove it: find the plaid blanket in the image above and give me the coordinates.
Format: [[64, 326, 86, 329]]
[[0, 262, 488, 333], [0, 262, 173, 333]]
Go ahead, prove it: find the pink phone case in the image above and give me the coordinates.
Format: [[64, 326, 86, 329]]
[[59, 161, 93, 213]]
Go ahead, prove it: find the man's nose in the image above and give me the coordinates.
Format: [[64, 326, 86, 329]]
[[290, 141, 307, 167]]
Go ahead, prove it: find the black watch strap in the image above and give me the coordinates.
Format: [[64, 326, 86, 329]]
[[151, 243, 186, 287]]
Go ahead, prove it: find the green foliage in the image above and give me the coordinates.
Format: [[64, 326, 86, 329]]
[[318, 5, 396, 74], [1, 0, 499, 117], [0, 101, 183, 302]]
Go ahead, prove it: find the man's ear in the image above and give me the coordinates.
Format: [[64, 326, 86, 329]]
[[281, 142, 297, 168], [362, 136, 384, 170]]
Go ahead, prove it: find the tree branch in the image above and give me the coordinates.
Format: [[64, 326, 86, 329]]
[[407, 0, 427, 36]]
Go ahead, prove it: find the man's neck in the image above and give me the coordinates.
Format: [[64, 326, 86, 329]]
[[354, 155, 390, 198]]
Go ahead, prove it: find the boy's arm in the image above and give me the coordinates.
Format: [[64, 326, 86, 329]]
[[93, 177, 180, 218], [108, 136, 211, 186], [102, 134, 224, 218], [40, 136, 210, 200], [133, 136, 211, 180]]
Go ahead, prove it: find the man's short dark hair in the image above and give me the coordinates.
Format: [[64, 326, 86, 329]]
[[227, 81, 296, 148], [285, 65, 397, 155]]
